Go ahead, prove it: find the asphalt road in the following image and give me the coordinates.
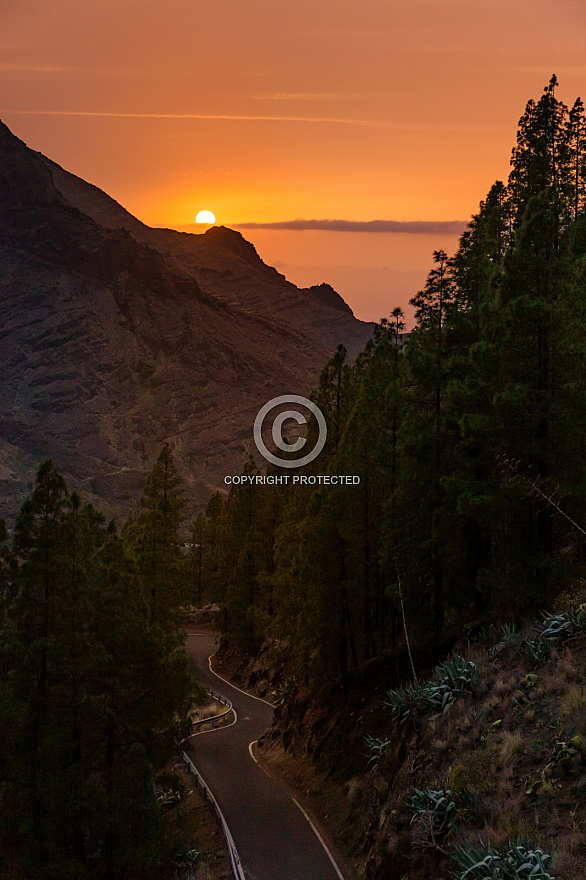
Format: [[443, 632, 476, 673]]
[[184, 631, 345, 880]]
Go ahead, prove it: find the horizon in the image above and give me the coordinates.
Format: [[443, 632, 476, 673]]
[[2, 0, 584, 321]]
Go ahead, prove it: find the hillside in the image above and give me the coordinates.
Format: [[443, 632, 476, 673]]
[[0, 120, 373, 521], [231, 598, 586, 880]]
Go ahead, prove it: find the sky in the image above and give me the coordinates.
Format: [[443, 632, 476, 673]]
[[1, 0, 585, 322]]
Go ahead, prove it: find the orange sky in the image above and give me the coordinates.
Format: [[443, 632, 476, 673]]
[[1, 0, 585, 320]]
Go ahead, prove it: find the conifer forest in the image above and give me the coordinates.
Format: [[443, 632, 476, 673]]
[[196, 78, 586, 686]]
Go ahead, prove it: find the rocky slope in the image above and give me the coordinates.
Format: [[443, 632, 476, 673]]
[[41, 154, 370, 358], [238, 601, 586, 880], [0, 120, 373, 521]]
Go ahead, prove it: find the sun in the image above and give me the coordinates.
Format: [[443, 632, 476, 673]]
[[196, 210, 216, 224]]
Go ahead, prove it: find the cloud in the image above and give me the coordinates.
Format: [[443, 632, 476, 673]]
[[233, 219, 468, 233], [0, 110, 504, 136], [2, 109, 385, 128], [249, 93, 356, 101], [0, 63, 70, 72]]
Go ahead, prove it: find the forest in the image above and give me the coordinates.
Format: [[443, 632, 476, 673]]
[[191, 76, 586, 688], [0, 450, 198, 878]]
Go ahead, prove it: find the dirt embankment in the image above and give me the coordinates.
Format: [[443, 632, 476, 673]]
[[158, 758, 231, 880]]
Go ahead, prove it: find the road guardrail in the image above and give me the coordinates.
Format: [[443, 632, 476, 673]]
[[182, 752, 246, 880]]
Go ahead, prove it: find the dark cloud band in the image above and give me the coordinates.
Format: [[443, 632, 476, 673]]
[[233, 219, 467, 233]]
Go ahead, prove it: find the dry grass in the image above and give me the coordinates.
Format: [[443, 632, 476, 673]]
[[190, 700, 226, 722], [498, 730, 525, 767], [545, 665, 575, 696], [492, 676, 512, 697], [346, 777, 364, 803], [559, 685, 584, 717], [557, 649, 579, 679]]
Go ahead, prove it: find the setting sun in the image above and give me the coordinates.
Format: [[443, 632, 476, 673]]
[[196, 210, 216, 224]]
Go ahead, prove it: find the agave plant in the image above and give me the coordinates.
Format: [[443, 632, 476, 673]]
[[490, 623, 521, 658], [384, 655, 479, 722], [434, 655, 479, 693], [383, 680, 427, 722], [410, 788, 456, 847], [522, 607, 585, 668], [363, 734, 390, 766], [522, 635, 552, 667], [453, 840, 555, 879], [539, 611, 574, 641], [419, 655, 478, 714], [501, 622, 520, 646]]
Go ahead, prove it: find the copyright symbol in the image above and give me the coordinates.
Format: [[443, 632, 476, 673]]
[[253, 395, 327, 468]]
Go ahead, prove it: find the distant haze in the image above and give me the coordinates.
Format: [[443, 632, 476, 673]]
[[221, 229, 464, 326], [177, 221, 468, 325]]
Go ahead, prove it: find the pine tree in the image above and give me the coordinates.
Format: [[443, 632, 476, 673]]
[[203, 78, 586, 691], [394, 252, 458, 633], [567, 97, 586, 220], [125, 443, 186, 620], [9, 461, 69, 874], [509, 75, 571, 225]]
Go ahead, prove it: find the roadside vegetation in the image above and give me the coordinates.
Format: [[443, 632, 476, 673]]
[[359, 595, 586, 878]]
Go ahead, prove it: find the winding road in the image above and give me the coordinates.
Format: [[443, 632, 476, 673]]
[[184, 631, 345, 880]]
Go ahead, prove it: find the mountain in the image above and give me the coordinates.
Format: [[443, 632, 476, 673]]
[[40, 155, 367, 348], [0, 120, 373, 521]]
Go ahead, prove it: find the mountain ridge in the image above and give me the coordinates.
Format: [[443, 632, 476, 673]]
[[0, 120, 373, 521], [40, 151, 367, 347]]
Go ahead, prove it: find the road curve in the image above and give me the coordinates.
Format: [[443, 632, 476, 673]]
[[184, 630, 345, 880]]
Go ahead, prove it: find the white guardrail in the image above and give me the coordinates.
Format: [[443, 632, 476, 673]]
[[182, 751, 246, 880]]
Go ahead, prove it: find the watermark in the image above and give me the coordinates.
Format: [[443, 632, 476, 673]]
[[224, 474, 361, 485], [253, 394, 327, 468]]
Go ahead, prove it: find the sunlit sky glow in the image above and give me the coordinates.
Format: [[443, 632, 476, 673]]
[[2, 0, 584, 320]]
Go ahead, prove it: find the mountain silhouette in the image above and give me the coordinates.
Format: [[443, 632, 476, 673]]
[[0, 120, 373, 520]]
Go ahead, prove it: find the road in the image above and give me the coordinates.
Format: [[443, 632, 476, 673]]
[[184, 631, 345, 880]]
